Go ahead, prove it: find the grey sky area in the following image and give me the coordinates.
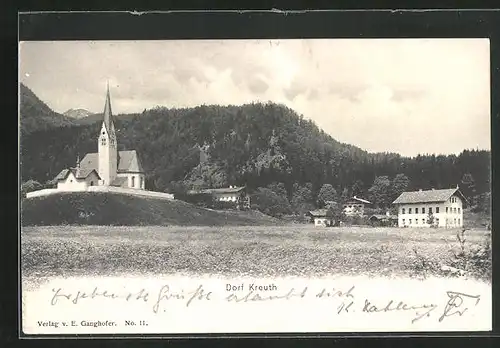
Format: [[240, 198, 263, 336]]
[[19, 39, 490, 156]]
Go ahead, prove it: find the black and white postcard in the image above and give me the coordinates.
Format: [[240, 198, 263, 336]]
[[19, 14, 493, 336]]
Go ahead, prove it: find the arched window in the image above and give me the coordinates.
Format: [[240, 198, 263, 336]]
[[131, 176, 135, 187], [140, 176, 144, 189]]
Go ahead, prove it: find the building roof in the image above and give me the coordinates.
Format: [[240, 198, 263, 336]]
[[369, 214, 398, 220], [77, 150, 145, 175], [344, 196, 371, 204], [307, 209, 329, 217], [392, 188, 466, 204], [187, 186, 246, 195], [54, 167, 100, 181]]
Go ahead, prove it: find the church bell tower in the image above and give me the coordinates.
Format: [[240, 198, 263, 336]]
[[98, 82, 118, 185]]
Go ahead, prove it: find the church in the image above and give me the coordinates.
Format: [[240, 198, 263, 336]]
[[54, 84, 146, 191]]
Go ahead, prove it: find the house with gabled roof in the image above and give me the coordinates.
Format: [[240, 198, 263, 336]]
[[53, 83, 146, 191], [342, 196, 371, 216], [392, 186, 467, 228]]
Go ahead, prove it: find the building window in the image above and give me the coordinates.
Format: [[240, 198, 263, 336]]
[[422, 207, 425, 214], [402, 208, 405, 214], [429, 207, 433, 214], [436, 218, 439, 225], [415, 219, 418, 225], [131, 176, 135, 187], [409, 208, 412, 214], [436, 207, 439, 213], [101, 138, 107, 146], [422, 219, 425, 224], [90, 181, 94, 186], [446, 207, 448, 213], [458, 218, 461, 225], [409, 219, 412, 225], [140, 176, 144, 188], [453, 207, 457, 214], [70, 179, 73, 183], [458, 208, 461, 213], [454, 218, 457, 225], [415, 208, 419, 214], [402, 219, 405, 225]]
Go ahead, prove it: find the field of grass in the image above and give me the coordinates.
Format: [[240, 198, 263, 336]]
[[21, 225, 491, 282]]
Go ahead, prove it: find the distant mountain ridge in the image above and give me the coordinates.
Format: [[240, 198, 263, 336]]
[[19, 83, 75, 134], [63, 108, 95, 119]]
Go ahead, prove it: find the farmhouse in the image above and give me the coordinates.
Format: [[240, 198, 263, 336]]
[[307, 209, 334, 227], [54, 84, 146, 191], [187, 186, 251, 209], [342, 196, 371, 216], [392, 187, 466, 228]]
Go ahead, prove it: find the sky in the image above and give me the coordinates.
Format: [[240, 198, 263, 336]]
[[19, 39, 490, 157]]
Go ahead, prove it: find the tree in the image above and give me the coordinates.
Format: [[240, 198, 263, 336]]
[[21, 179, 42, 197], [267, 182, 288, 198], [426, 211, 435, 226], [317, 184, 338, 208], [368, 176, 392, 208], [351, 180, 364, 197], [251, 187, 292, 217], [326, 202, 345, 226], [291, 183, 314, 214], [461, 173, 476, 206], [391, 173, 410, 201]]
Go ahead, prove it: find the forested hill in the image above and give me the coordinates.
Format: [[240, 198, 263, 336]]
[[19, 83, 75, 134], [20, 101, 490, 211]]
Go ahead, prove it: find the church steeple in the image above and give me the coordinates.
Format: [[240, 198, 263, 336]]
[[98, 82, 118, 186], [103, 80, 113, 132]]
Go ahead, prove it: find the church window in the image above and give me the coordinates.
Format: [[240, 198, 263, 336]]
[[90, 181, 94, 186], [101, 138, 107, 146], [131, 176, 135, 187]]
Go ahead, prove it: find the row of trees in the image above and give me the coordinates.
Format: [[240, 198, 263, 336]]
[[21, 102, 491, 213]]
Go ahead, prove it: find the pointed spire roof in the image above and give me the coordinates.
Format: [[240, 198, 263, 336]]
[[103, 81, 114, 132]]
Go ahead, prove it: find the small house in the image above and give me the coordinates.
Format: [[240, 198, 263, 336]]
[[307, 209, 334, 227], [343, 196, 371, 216]]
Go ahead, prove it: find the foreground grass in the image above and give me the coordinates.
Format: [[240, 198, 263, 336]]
[[21, 225, 492, 281]]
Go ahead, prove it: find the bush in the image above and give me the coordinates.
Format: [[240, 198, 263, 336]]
[[21, 179, 43, 197], [212, 200, 238, 210]]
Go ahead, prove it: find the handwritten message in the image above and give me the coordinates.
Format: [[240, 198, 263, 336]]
[[22, 276, 491, 334]]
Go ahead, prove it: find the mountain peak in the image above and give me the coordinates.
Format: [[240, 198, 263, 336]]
[[63, 108, 94, 119]]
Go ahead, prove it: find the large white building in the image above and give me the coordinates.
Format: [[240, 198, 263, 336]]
[[54, 84, 146, 191], [393, 187, 466, 228]]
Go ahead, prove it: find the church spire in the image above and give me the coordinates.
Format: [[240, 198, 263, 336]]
[[103, 81, 113, 131]]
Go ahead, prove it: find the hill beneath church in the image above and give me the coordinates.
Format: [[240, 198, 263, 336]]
[[21, 191, 280, 226]]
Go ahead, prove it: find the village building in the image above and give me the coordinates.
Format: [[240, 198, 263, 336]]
[[186, 186, 251, 209], [392, 187, 466, 228], [369, 212, 398, 227], [53, 84, 146, 191], [307, 209, 334, 227], [342, 196, 371, 216]]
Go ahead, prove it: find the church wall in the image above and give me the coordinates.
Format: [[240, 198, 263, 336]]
[[116, 173, 145, 190]]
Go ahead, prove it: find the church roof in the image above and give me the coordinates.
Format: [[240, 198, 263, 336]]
[[54, 168, 100, 181], [78, 150, 145, 174]]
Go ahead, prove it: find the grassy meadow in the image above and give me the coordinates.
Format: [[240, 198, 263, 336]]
[[21, 225, 491, 282]]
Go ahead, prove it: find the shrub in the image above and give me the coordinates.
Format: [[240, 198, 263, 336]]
[[21, 179, 43, 197]]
